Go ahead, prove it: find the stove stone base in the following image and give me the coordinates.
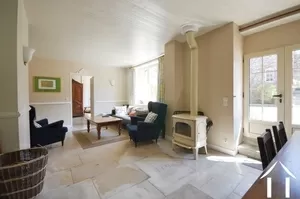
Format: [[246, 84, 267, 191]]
[[172, 140, 207, 160]]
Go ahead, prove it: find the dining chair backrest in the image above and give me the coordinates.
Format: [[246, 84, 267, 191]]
[[272, 125, 282, 152], [257, 129, 277, 170], [278, 121, 288, 148]]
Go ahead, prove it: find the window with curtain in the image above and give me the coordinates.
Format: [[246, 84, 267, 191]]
[[134, 60, 158, 105]]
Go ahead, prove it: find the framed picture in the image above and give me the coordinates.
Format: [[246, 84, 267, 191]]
[[34, 76, 61, 92]]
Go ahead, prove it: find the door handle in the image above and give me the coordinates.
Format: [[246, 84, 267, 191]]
[[272, 94, 283, 98]]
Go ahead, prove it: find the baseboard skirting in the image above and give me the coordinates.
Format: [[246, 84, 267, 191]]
[[66, 125, 73, 131], [207, 144, 237, 156]]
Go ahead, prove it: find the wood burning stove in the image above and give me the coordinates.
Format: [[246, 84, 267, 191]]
[[172, 114, 207, 160]]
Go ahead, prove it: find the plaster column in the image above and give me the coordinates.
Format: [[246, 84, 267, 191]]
[[0, 0, 30, 152]]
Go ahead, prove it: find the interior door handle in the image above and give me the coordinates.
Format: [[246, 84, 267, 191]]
[[272, 94, 283, 98]]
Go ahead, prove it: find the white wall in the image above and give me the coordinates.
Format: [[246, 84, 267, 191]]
[[82, 76, 92, 107], [72, 75, 82, 83], [233, 24, 244, 144]]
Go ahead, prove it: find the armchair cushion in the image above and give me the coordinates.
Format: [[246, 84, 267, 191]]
[[144, 112, 158, 123], [46, 120, 64, 128], [34, 121, 42, 128], [137, 121, 157, 133], [36, 118, 48, 126], [130, 116, 145, 125], [127, 124, 137, 132]]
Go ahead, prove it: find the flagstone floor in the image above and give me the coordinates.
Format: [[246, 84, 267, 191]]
[[37, 131, 262, 199]]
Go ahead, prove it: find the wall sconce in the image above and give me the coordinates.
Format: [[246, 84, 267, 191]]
[[109, 79, 115, 86], [23, 46, 35, 65]]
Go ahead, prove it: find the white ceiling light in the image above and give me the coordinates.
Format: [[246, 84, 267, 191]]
[[23, 46, 35, 65]]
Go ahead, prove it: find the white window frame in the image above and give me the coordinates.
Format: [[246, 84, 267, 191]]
[[133, 60, 159, 105], [264, 68, 276, 83]]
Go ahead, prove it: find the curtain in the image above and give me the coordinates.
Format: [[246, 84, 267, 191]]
[[157, 56, 165, 102]]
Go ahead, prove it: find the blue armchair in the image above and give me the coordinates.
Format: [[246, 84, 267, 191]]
[[29, 106, 68, 147], [127, 102, 167, 147]]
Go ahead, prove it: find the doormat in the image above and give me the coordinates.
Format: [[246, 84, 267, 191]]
[[73, 127, 129, 149]]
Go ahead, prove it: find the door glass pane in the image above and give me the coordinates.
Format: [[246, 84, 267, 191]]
[[249, 55, 277, 122], [292, 49, 300, 125]]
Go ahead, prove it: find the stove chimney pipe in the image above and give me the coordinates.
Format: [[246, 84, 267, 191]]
[[181, 24, 199, 116]]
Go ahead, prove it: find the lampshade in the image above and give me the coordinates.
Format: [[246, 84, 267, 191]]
[[23, 46, 35, 64]]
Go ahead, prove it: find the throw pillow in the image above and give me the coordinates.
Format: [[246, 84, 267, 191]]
[[144, 112, 158, 123], [114, 106, 127, 115], [34, 121, 42, 128]]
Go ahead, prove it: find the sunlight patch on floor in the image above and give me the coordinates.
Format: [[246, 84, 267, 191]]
[[206, 155, 261, 164]]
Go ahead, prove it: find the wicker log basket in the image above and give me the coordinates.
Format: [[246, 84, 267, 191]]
[[0, 148, 48, 199]]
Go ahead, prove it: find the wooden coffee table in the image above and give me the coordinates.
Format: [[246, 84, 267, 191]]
[[85, 115, 122, 139]]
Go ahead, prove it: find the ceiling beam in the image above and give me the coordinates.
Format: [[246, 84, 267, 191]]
[[239, 5, 300, 32]]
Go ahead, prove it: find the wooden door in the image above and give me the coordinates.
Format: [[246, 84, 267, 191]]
[[72, 79, 83, 117]]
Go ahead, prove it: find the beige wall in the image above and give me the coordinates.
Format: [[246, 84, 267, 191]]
[[0, 0, 19, 152], [164, 40, 185, 137], [0, 0, 30, 152], [197, 23, 235, 150], [29, 57, 128, 126], [175, 23, 243, 151], [244, 20, 300, 54]]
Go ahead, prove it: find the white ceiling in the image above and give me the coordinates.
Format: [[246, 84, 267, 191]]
[[24, 0, 300, 67]]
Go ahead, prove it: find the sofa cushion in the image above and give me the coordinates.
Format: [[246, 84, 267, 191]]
[[115, 114, 130, 121], [127, 106, 134, 114], [135, 108, 149, 116], [114, 106, 127, 115]]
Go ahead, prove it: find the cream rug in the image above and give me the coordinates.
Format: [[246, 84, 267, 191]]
[[73, 127, 129, 149]]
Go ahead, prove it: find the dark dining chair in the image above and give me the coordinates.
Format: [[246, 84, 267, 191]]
[[278, 121, 288, 148], [257, 129, 277, 170], [272, 125, 282, 152]]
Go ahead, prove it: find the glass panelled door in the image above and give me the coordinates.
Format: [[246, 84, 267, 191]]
[[291, 48, 300, 125], [286, 44, 300, 135], [244, 49, 285, 137]]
